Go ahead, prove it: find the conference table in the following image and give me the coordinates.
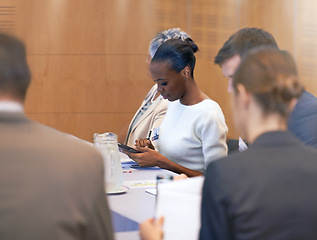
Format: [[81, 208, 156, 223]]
[[108, 153, 176, 240]]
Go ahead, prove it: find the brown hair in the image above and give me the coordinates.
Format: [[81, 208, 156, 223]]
[[233, 48, 303, 118], [214, 28, 279, 66]]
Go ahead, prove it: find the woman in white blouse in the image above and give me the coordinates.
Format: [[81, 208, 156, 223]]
[[122, 28, 190, 147], [125, 38, 228, 177]]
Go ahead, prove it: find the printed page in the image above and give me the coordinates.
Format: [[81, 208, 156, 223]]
[[155, 176, 204, 240]]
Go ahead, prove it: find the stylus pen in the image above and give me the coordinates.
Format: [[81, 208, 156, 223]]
[[147, 130, 152, 140]]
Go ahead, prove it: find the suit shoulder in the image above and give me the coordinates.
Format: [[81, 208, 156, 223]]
[[29, 120, 102, 159]]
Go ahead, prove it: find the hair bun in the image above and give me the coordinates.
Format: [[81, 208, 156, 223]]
[[234, 48, 304, 118], [273, 75, 304, 103], [185, 38, 199, 53]]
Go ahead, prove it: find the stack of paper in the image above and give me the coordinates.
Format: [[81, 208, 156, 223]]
[[155, 176, 204, 240]]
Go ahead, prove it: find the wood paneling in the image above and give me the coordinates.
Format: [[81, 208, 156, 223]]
[[15, 0, 155, 55], [2, 0, 316, 141], [239, 0, 295, 55], [26, 113, 133, 142], [0, 0, 16, 35], [154, 0, 189, 32], [24, 55, 150, 113], [15, 0, 108, 54], [106, 0, 156, 54], [12, 0, 156, 141], [190, 0, 238, 60], [295, 0, 317, 94]]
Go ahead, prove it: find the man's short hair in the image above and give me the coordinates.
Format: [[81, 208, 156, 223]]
[[214, 28, 279, 65], [0, 33, 31, 101]]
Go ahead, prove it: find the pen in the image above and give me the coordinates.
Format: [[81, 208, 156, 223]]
[[123, 170, 132, 173], [147, 130, 152, 140]]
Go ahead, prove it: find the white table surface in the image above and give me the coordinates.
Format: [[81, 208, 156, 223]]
[[108, 152, 176, 240]]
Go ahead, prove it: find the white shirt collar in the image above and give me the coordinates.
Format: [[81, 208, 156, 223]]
[[0, 101, 24, 112]]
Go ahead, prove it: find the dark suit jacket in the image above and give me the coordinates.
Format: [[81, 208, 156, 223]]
[[200, 131, 317, 240], [288, 90, 317, 147], [0, 112, 114, 240]]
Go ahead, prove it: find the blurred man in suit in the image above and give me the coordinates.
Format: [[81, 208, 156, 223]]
[[0, 33, 114, 240], [215, 27, 317, 147]]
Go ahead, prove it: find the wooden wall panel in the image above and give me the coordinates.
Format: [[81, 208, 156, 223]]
[[27, 113, 134, 142], [15, 0, 156, 54], [20, 0, 156, 54], [239, 0, 295, 55], [2, 0, 316, 142], [24, 55, 150, 113], [13, 0, 157, 141], [105, 0, 156, 54], [15, 0, 108, 54], [190, 0, 238, 60], [295, 0, 317, 94], [154, 0, 189, 32], [0, 0, 16, 35]]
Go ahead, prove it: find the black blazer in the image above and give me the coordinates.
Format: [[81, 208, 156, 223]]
[[200, 131, 317, 240]]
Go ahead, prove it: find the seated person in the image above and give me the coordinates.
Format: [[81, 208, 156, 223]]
[[0, 33, 114, 239], [122, 28, 190, 148], [125, 38, 228, 177], [140, 48, 317, 240], [288, 90, 317, 147], [215, 27, 317, 147]]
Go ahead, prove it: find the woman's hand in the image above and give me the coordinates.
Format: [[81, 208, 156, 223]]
[[173, 173, 189, 181], [126, 147, 163, 167], [135, 138, 155, 150], [139, 217, 164, 240], [125, 145, 204, 177]]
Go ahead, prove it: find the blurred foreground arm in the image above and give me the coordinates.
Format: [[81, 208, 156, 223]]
[[140, 217, 164, 240]]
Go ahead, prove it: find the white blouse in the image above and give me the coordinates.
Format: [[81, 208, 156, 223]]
[[156, 99, 228, 172]]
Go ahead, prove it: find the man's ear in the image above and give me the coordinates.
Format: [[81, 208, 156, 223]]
[[236, 83, 251, 109], [182, 66, 190, 80]]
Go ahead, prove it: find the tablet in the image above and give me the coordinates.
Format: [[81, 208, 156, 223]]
[[118, 143, 141, 153]]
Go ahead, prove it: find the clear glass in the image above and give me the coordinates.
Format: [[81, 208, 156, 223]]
[[93, 132, 123, 193]]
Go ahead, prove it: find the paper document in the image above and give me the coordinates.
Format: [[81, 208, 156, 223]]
[[123, 180, 156, 189], [145, 188, 157, 196], [155, 176, 204, 240]]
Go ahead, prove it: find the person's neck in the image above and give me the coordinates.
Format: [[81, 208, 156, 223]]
[[180, 80, 209, 105], [246, 113, 287, 144], [0, 94, 23, 104]]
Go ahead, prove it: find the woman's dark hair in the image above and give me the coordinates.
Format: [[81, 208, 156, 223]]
[[233, 48, 303, 118], [151, 38, 199, 77]]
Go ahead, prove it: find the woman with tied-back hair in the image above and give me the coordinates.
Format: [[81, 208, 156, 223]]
[[125, 38, 228, 177], [122, 28, 191, 148]]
